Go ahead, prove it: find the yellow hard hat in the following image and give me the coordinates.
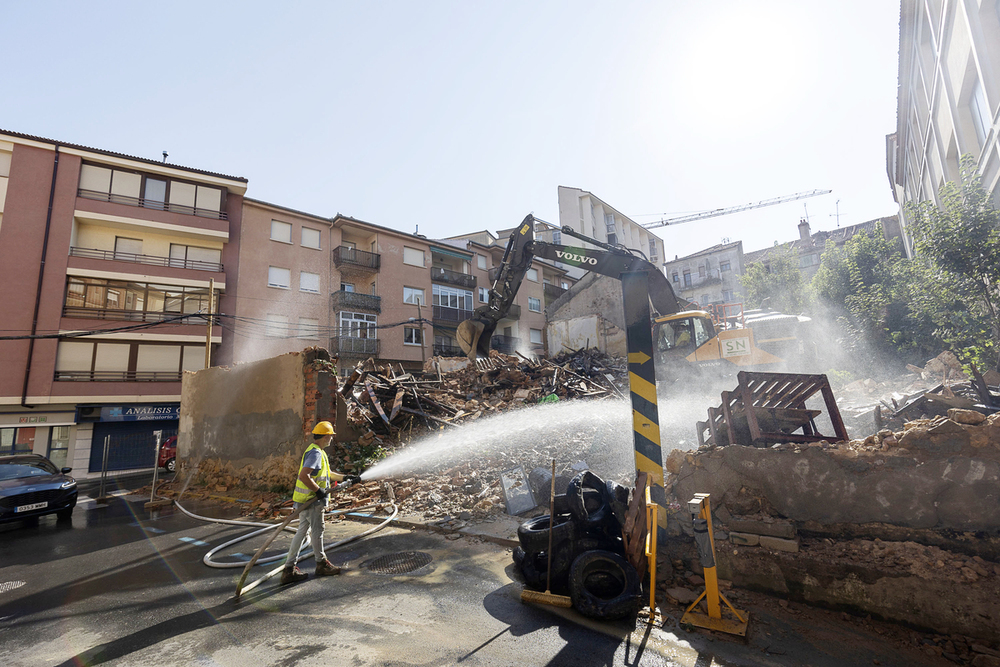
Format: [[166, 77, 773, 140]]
[[312, 421, 335, 435]]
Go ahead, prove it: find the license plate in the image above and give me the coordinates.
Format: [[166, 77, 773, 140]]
[[15, 501, 47, 513]]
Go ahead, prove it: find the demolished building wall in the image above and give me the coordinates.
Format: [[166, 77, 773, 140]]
[[546, 273, 628, 356], [179, 348, 340, 468]]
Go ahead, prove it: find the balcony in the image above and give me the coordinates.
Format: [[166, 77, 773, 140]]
[[432, 305, 472, 323], [331, 290, 381, 313], [544, 283, 567, 300], [69, 246, 224, 272], [62, 307, 213, 324], [431, 267, 476, 289], [504, 304, 521, 320], [78, 189, 227, 220], [334, 246, 380, 272], [330, 336, 380, 358], [491, 335, 520, 354], [54, 370, 182, 382], [433, 343, 466, 357]]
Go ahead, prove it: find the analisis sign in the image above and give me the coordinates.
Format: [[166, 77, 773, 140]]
[[100, 405, 180, 422]]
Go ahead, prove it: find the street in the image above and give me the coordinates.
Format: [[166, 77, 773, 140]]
[[0, 491, 680, 667]]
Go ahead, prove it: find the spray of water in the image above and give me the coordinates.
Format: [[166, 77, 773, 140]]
[[361, 391, 709, 481]]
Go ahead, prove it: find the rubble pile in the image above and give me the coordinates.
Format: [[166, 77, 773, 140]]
[[339, 349, 627, 439]]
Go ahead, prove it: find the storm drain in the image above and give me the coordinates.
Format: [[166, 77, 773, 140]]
[[361, 551, 433, 575], [0, 581, 26, 594]]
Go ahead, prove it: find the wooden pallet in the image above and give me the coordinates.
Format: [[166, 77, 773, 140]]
[[696, 371, 848, 447]]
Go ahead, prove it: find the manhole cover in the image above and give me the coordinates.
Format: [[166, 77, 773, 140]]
[[362, 551, 433, 574], [0, 581, 26, 594]]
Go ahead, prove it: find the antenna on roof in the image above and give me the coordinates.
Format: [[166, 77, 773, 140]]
[[828, 199, 841, 227], [162, 151, 168, 163]]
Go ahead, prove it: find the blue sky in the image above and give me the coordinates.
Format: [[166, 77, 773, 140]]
[[4, 1, 901, 260]]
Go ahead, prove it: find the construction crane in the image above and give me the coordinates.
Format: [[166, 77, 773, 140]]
[[641, 189, 832, 230]]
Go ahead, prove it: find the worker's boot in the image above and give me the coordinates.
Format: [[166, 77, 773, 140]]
[[280, 565, 308, 584], [315, 558, 341, 576]]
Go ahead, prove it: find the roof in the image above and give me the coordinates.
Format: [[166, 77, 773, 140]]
[[664, 240, 743, 265], [332, 213, 431, 242], [244, 197, 333, 224], [744, 216, 899, 265], [0, 129, 247, 183]]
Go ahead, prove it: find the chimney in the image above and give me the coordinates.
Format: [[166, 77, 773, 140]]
[[798, 218, 811, 242]]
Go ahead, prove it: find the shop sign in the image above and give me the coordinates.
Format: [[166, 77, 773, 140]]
[[100, 405, 180, 422]]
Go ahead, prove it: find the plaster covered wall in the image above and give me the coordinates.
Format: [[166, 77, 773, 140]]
[[546, 315, 625, 357], [179, 351, 306, 463]]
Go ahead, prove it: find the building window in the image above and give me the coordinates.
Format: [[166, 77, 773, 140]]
[[404, 326, 423, 345], [301, 227, 321, 249], [561, 281, 569, 289], [403, 246, 425, 267], [701, 294, 709, 304], [300, 271, 320, 293], [271, 220, 292, 244], [477, 254, 487, 270], [799, 254, 819, 268], [432, 284, 473, 310], [268, 266, 290, 289], [169, 244, 222, 268], [672, 272, 679, 283], [63, 277, 216, 318], [683, 270, 692, 287], [723, 290, 735, 301], [526, 268, 539, 282], [0, 427, 35, 455], [341, 282, 354, 292], [478, 287, 489, 303], [298, 317, 319, 340], [720, 261, 731, 272], [971, 78, 991, 146], [77, 163, 224, 218], [699, 265, 706, 278], [340, 311, 377, 338], [528, 297, 541, 312], [47, 426, 71, 469], [266, 314, 289, 337], [553, 230, 562, 245], [404, 286, 425, 305], [53, 340, 204, 381], [114, 236, 142, 259], [530, 328, 543, 344]]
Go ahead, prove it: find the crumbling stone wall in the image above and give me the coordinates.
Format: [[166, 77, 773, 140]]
[[179, 348, 339, 469]]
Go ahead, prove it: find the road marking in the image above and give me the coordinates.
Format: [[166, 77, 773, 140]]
[[179, 537, 208, 546]]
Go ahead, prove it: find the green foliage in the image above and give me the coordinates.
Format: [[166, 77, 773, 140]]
[[738, 244, 805, 312], [905, 155, 1000, 370], [824, 368, 856, 390]]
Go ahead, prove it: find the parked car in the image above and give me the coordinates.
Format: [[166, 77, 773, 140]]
[[158, 436, 177, 472], [0, 454, 78, 523]]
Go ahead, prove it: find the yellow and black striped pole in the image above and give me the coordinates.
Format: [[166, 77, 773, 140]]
[[621, 271, 667, 527]]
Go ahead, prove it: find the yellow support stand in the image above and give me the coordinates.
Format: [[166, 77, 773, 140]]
[[680, 493, 750, 637], [642, 483, 667, 625]]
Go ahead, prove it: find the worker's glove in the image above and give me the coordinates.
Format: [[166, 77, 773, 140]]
[[345, 474, 362, 485], [314, 487, 329, 501]]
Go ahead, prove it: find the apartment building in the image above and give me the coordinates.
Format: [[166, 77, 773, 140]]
[[554, 186, 664, 278], [662, 240, 745, 308], [0, 130, 245, 477], [888, 0, 1000, 256], [229, 199, 335, 364]]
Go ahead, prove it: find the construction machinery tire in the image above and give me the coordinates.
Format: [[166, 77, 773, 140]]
[[566, 471, 611, 529], [517, 513, 576, 553], [520, 545, 573, 593], [568, 550, 643, 620]]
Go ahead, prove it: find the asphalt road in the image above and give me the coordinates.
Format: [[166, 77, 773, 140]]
[[0, 492, 680, 667]]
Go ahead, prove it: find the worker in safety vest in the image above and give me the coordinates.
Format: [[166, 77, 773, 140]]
[[280, 421, 362, 584]]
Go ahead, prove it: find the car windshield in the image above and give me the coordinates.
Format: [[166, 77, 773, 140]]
[[0, 460, 58, 481]]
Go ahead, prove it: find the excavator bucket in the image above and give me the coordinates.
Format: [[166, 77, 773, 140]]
[[457, 316, 496, 361]]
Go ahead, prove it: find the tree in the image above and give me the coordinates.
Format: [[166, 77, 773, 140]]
[[906, 155, 1000, 370], [738, 244, 805, 312]]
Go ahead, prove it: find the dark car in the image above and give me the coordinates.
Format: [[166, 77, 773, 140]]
[[0, 454, 78, 523], [158, 436, 177, 472]]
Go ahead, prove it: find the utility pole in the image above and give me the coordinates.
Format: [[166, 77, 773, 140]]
[[205, 278, 214, 368], [416, 302, 426, 366]]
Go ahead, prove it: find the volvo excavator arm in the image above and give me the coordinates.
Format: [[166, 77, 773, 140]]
[[457, 214, 681, 359]]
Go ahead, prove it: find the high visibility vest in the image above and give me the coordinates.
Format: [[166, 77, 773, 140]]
[[292, 443, 331, 504]]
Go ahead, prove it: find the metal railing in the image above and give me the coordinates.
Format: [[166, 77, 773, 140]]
[[430, 266, 476, 289], [333, 246, 381, 271], [69, 246, 224, 272], [329, 336, 380, 357], [331, 291, 382, 313], [54, 370, 183, 382], [432, 305, 472, 322], [62, 307, 213, 323], [544, 283, 567, 299], [78, 189, 227, 220], [433, 343, 466, 357], [491, 335, 520, 354]]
